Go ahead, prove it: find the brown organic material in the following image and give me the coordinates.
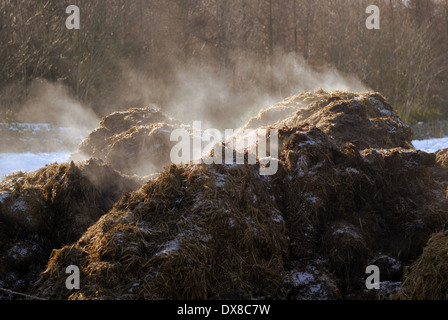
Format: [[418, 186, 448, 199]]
[[74, 107, 183, 176], [399, 233, 448, 300], [0, 159, 141, 299], [3, 90, 448, 300]]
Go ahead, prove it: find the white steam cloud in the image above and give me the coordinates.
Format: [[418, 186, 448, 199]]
[[120, 51, 369, 130], [17, 79, 99, 131]]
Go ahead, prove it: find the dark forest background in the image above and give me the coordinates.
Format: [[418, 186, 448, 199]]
[[0, 0, 447, 125]]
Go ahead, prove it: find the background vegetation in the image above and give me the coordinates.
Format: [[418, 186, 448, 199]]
[[0, 0, 447, 125]]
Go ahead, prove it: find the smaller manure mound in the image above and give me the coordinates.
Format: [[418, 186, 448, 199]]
[[0, 159, 141, 299], [73, 107, 184, 176]]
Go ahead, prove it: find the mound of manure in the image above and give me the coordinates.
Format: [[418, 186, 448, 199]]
[[4, 90, 448, 300], [0, 159, 141, 299], [73, 107, 184, 176]]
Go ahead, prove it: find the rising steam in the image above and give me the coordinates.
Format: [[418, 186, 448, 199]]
[[119, 50, 369, 131]]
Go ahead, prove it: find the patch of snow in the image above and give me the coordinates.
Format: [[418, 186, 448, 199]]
[[332, 224, 362, 240], [376, 254, 402, 272], [298, 139, 321, 148], [259, 156, 279, 168], [297, 155, 308, 177], [310, 162, 323, 172], [413, 136, 448, 154], [302, 192, 319, 203], [373, 102, 392, 117], [132, 202, 146, 212], [128, 282, 140, 293], [0, 191, 10, 203], [0, 152, 71, 179], [8, 242, 37, 260], [245, 217, 255, 225], [12, 199, 27, 212], [126, 243, 140, 253], [155, 237, 181, 257], [377, 281, 401, 294], [136, 221, 154, 234], [291, 271, 315, 286], [155, 220, 212, 257], [215, 174, 226, 188], [192, 196, 206, 210], [9, 246, 29, 259], [113, 232, 126, 245], [346, 168, 360, 174], [309, 284, 323, 294], [304, 224, 314, 237], [271, 211, 284, 223]]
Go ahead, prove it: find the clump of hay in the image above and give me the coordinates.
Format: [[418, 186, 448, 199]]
[[399, 232, 448, 300], [435, 148, 448, 169], [430, 149, 448, 200]]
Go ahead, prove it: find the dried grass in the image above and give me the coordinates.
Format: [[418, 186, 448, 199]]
[[399, 232, 448, 300], [75, 107, 183, 176]]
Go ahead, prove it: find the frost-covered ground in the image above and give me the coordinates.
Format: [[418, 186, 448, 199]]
[[0, 152, 71, 179], [412, 137, 448, 154]]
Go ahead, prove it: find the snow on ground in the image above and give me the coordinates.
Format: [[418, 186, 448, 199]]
[[0, 152, 71, 179], [0, 123, 87, 179], [412, 137, 448, 154]]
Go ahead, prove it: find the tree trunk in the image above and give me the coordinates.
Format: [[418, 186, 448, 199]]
[[268, 0, 273, 58], [293, 0, 298, 54]]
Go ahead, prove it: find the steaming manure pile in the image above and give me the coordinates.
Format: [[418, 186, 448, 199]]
[[2, 90, 448, 300], [245, 89, 413, 150]]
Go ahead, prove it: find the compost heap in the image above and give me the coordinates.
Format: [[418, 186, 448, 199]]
[[1, 89, 448, 300]]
